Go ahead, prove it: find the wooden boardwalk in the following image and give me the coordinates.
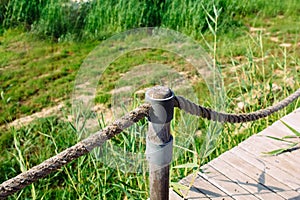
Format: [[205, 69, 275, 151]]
[[170, 108, 300, 200]]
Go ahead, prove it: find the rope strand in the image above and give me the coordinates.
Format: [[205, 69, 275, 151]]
[[174, 88, 300, 123]]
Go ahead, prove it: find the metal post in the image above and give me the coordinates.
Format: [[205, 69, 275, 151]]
[[145, 86, 174, 200]]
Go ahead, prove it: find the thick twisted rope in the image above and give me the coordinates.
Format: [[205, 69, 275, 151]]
[[174, 88, 300, 123], [0, 104, 151, 199]]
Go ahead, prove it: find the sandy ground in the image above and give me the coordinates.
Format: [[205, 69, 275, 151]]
[[1, 103, 113, 130]]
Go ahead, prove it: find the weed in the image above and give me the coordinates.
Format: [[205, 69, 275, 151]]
[[263, 121, 300, 156]]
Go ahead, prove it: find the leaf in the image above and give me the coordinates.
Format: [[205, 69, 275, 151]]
[[170, 182, 188, 196], [213, 5, 222, 18], [263, 148, 287, 156], [0, 91, 4, 100], [173, 162, 198, 169], [281, 120, 300, 137], [205, 17, 215, 35], [288, 142, 298, 149], [199, 33, 213, 52], [263, 142, 298, 156], [265, 135, 294, 143], [68, 122, 77, 132], [282, 135, 299, 139], [203, 146, 216, 158], [202, 4, 216, 24], [213, 5, 218, 17]]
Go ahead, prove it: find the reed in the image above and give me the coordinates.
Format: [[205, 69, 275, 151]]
[[3, 0, 296, 41]]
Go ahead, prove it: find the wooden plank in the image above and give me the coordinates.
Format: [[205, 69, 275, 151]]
[[208, 157, 285, 200], [241, 135, 300, 169], [258, 127, 300, 161], [260, 121, 300, 139], [180, 173, 233, 199], [218, 148, 300, 199], [231, 144, 300, 191], [240, 136, 300, 179], [199, 166, 259, 200], [260, 108, 300, 139], [210, 197, 235, 200], [280, 108, 300, 132], [177, 176, 209, 199], [169, 188, 185, 200], [173, 108, 300, 199], [264, 123, 300, 161]]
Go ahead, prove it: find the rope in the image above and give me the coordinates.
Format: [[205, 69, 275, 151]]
[[0, 104, 151, 199], [174, 88, 300, 123], [1, 87, 300, 198]]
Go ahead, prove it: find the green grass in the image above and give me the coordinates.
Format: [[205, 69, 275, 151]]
[[263, 121, 300, 156], [2, 0, 299, 41], [1, 117, 150, 199], [0, 28, 99, 124], [0, 0, 300, 199]]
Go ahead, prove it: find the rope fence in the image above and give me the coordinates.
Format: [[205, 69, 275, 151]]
[[1, 86, 300, 199], [0, 104, 151, 199], [175, 88, 300, 123]]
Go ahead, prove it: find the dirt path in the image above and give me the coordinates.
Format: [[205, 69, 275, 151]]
[[1, 103, 65, 129], [1, 102, 113, 130]]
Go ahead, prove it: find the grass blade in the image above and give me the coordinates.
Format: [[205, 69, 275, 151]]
[[282, 135, 299, 139], [263, 148, 286, 156], [281, 120, 300, 137], [265, 135, 294, 143], [205, 17, 215, 35], [202, 5, 216, 24], [173, 162, 198, 169], [263, 142, 298, 156], [170, 182, 189, 197], [263, 148, 287, 156]]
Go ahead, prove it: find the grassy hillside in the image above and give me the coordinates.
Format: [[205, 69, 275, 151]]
[[0, 0, 300, 199]]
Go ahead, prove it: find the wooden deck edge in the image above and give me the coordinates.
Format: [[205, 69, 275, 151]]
[[170, 107, 300, 200]]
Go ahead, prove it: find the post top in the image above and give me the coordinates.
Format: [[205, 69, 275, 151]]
[[145, 86, 174, 124], [146, 86, 173, 100]]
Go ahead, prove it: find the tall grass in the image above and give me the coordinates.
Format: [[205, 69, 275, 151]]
[[1, 0, 300, 199], [2, 0, 296, 41], [3, 0, 49, 28], [83, 1, 146, 40], [33, 1, 91, 40]]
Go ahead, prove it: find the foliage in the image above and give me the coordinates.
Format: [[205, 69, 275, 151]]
[[2, 0, 299, 41], [0, 29, 98, 124], [0, 117, 149, 199], [0, 0, 300, 199], [263, 121, 300, 156], [3, 0, 49, 28]]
